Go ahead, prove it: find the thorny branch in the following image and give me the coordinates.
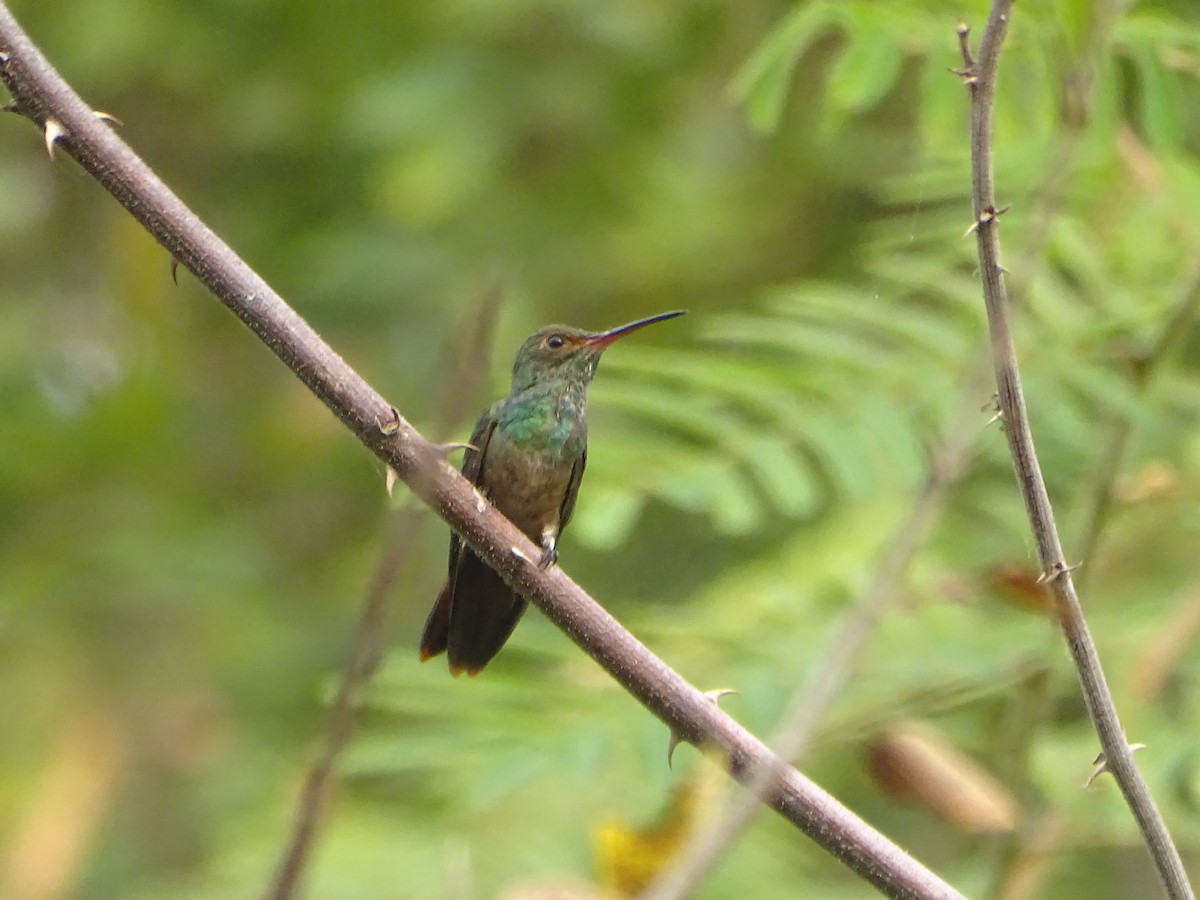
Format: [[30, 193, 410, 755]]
[[957, 4, 1193, 899], [0, 4, 966, 899], [646, 1, 1121, 892]]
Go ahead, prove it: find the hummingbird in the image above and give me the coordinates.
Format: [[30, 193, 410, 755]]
[[420, 310, 686, 676]]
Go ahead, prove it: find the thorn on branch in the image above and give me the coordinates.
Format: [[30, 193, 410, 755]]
[[980, 395, 1003, 429], [43, 117, 66, 158], [93, 109, 122, 126], [964, 205, 1010, 238], [169, 257, 180, 284], [375, 407, 401, 436], [1036, 560, 1082, 585], [954, 70, 979, 89], [668, 689, 737, 768], [1086, 744, 1147, 788]]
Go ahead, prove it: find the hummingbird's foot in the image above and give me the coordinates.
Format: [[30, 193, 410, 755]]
[[510, 530, 558, 569], [537, 528, 558, 570], [510, 543, 558, 569], [434, 441, 479, 456]]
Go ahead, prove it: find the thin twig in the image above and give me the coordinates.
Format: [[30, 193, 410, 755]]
[[264, 285, 503, 900], [646, 0, 1108, 889], [0, 6, 967, 898], [976, 1, 1134, 895], [959, 4, 1194, 899]]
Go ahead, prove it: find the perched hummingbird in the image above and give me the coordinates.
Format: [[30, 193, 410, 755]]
[[420, 310, 686, 676]]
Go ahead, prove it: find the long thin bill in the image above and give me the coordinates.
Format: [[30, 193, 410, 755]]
[[586, 309, 686, 348]]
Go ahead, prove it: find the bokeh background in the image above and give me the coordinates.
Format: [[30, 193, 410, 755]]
[[3, 1, 1200, 898]]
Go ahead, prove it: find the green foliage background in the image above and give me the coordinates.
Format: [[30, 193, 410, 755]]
[[2, 1, 1200, 897]]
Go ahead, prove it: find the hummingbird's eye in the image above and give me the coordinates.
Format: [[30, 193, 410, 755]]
[[546, 335, 565, 349]]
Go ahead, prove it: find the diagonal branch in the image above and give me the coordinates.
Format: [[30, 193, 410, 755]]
[[0, 5, 965, 898], [958, 4, 1194, 899]]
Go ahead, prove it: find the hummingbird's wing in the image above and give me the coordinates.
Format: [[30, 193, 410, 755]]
[[459, 411, 498, 491], [445, 410, 537, 674], [418, 413, 498, 665], [557, 449, 587, 534]]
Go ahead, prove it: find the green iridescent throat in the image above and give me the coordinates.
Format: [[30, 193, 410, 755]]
[[495, 380, 588, 453]]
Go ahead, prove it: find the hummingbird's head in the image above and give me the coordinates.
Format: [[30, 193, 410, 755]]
[[509, 311, 685, 392]]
